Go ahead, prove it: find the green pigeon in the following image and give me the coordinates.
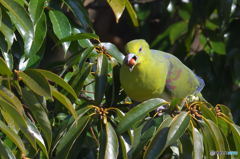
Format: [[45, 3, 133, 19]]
[[120, 39, 205, 102]]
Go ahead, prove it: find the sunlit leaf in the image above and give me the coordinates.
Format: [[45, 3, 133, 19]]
[[0, 139, 16, 159], [101, 43, 125, 64], [99, 122, 119, 159], [117, 98, 166, 134], [107, 0, 125, 23], [22, 88, 52, 149], [0, 57, 12, 76], [0, 0, 34, 55], [36, 69, 78, 99], [19, 70, 51, 98], [0, 120, 27, 154], [28, 0, 45, 24], [49, 10, 71, 54]]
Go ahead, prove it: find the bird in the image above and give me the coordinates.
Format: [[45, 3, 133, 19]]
[[120, 39, 205, 102]]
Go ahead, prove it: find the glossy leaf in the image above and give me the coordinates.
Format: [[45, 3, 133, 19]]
[[26, 119, 49, 158], [166, 112, 190, 146], [0, 139, 16, 159], [49, 10, 71, 53], [22, 88, 52, 149], [203, 119, 225, 159], [95, 54, 108, 105], [104, 122, 119, 159], [0, 22, 15, 52], [28, 12, 47, 57], [28, 0, 45, 24], [0, 57, 12, 76], [200, 104, 217, 123], [0, 97, 37, 149], [119, 135, 131, 159], [2, 52, 13, 70], [107, 0, 125, 23], [199, 121, 216, 159], [1, 0, 34, 55], [19, 70, 51, 98], [101, 43, 125, 64], [55, 115, 89, 159], [230, 124, 240, 158], [192, 127, 204, 159], [36, 69, 78, 99], [144, 116, 173, 159], [63, 0, 92, 29], [51, 86, 77, 119], [0, 120, 27, 154], [117, 98, 166, 134], [0, 86, 24, 114]]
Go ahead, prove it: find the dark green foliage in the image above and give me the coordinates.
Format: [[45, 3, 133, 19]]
[[0, 0, 239, 159]]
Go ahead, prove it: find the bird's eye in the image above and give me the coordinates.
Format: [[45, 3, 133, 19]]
[[139, 47, 142, 52]]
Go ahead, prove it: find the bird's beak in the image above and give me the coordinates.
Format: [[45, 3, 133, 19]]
[[123, 53, 138, 72]]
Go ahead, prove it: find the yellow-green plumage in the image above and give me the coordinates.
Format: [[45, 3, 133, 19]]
[[120, 39, 204, 102]]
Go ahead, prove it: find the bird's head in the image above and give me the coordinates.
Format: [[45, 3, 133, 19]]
[[123, 39, 151, 72]]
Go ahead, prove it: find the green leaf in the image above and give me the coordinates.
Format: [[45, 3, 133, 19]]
[[101, 43, 125, 64], [211, 41, 226, 55], [0, 21, 15, 52], [60, 33, 99, 42], [119, 135, 131, 159], [72, 28, 94, 48], [100, 122, 119, 159], [166, 112, 190, 146], [95, 54, 108, 105], [63, 0, 92, 29], [0, 97, 37, 149], [28, 0, 45, 24], [2, 52, 13, 70], [0, 57, 12, 76], [55, 115, 89, 159], [36, 69, 78, 99], [125, 0, 139, 27], [0, 86, 24, 115], [29, 12, 47, 57], [1, 0, 34, 55], [199, 121, 216, 159], [200, 104, 217, 123], [71, 63, 92, 95], [19, 69, 51, 98], [22, 88, 52, 150], [51, 86, 77, 119], [117, 98, 166, 134], [107, 0, 125, 23], [143, 116, 173, 159], [0, 120, 27, 154], [169, 21, 188, 44], [217, 104, 233, 120], [203, 119, 226, 159], [192, 127, 204, 159], [230, 124, 240, 158], [0, 139, 16, 159], [49, 10, 71, 54], [26, 119, 49, 158]]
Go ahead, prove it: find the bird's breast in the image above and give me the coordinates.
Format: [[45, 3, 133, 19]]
[[120, 63, 166, 101]]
